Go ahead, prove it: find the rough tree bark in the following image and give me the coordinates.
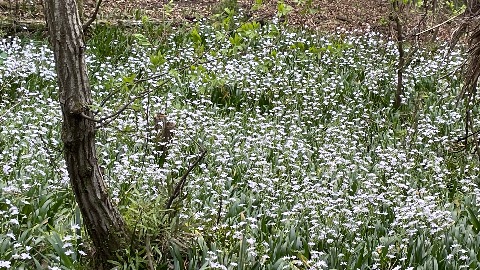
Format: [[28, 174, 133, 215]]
[[43, 0, 128, 266]]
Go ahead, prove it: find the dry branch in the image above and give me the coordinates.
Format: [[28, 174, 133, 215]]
[[165, 150, 207, 210], [82, 0, 103, 31]]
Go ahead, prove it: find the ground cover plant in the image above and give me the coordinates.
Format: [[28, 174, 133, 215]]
[[0, 12, 479, 270]]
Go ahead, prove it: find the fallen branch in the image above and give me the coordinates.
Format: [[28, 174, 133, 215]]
[[414, 13, 462, 37], [0, 19, 178, 32], [0, 20, 45, 32]]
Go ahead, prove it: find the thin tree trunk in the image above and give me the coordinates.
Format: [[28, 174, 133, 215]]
[[392, 0, 404, 109], [462, 1, 480, 155], [77, 0, 84, 22], [43, 0, 128, 266]]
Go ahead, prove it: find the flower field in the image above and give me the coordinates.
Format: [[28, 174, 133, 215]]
[[0, 16, 479, 270]]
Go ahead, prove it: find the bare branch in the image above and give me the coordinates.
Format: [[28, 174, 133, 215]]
[[97, 88, 121, 112], [165, 150, 207, 210], [81, 57, 217, 127], [456, 128, 480, 142], [82, 0, 103, 32], [80, 112, 102, 123]]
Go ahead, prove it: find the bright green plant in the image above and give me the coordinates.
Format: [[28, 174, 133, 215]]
[[277, 1, 293, 20]]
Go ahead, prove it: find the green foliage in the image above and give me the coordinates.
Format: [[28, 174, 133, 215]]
[[277, 1, 294, 19], [0, 12, 475, 270], [140, 13, 176, 43], [251, 0, 263, 11], [293, 0, 318, 15], [0, 184, 81, 269], [132, 33, 152, 47], [87, 25, 136, 62], [0, 51, 6, 65], [237, 21, 261, 40], [212, 0, 239, 18], [443, 0, 466, 15]]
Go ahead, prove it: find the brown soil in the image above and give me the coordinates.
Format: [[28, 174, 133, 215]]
[[0, 0, 460, 40]]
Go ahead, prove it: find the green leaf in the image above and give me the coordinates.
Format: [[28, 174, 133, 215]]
[[150, 52, 166, 67], [47, 232, 74, 268], [190, 27, 203, 44], [229, 33, 243, 47], [251, 0, 263, 11], [0, 51, 7, 65], [277, 1, 293, 17], [467, 207, 480, 234], [132, 33, 151, 46], [122, 73, 136, 84]]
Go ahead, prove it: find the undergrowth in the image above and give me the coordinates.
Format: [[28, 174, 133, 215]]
[[0, 9, 477, 270]]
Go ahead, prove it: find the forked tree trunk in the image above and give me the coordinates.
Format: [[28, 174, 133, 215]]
[[43, 0, 128, 266]]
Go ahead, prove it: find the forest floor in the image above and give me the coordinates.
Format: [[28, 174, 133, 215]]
[[0, 0, 463, 40]]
